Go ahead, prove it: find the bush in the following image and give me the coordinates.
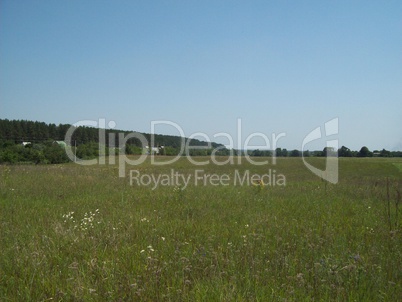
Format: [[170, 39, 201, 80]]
[[44, 144, 69, 164]]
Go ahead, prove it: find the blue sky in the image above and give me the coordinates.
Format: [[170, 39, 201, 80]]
[[1, 1, 401, 151]]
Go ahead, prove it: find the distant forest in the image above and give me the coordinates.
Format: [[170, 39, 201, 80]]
[[0, 119, 401, 164], [0, 119, 225, 164]]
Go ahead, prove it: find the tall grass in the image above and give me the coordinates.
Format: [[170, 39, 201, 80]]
[[0, 157, 401, 301]]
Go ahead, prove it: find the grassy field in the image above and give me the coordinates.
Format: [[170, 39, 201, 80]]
[[1, 157, 401, 301]]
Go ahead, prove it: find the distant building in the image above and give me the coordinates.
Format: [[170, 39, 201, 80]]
[[54, 141, 67, 148], [145, 146, 161, 154]]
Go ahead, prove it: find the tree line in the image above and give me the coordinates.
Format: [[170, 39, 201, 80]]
[[0, 119, 227, 163], [246, 146, 402, 158], [0, 119, 401, 164], [0, 119, 221, 148]]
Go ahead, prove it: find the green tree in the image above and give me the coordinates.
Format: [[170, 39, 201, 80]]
[[323, 147, 337, 157], [44, 144, 69, 164], [275, 148, 288, 157], [358, 146, 372, 157], [164, 146, 179, 156], [290, 149, 300, 157], [380, 148, 392, 157], [338, 146, 352, 157]]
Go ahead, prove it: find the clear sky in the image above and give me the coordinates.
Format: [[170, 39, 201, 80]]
[[1, 1, 401, 151]]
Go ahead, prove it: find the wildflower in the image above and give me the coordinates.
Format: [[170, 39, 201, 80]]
[[252, 179, 265, 187], [161, 237, 166, 241], [140, 250, 145, 253]]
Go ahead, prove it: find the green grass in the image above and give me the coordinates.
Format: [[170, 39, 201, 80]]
[[393, 162, 402, 172], [0, 157, 401, 301]]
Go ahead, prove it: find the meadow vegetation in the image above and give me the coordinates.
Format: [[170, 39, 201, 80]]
[[0, 157, 401, 301]]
